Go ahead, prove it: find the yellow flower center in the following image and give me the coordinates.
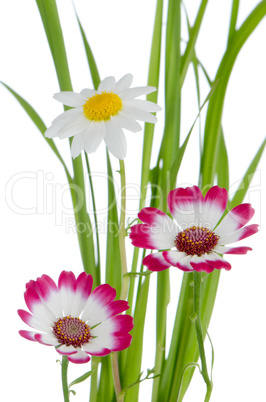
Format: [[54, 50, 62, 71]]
[[83, 92, 123, 121]]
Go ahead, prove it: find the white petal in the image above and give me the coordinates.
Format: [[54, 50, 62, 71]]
[[58, 114, 89, 139], [80, 88, 97, 99], [45, 108, 83, 139], [123, 99, 162, 112], [71, 133, 86, 158], [115, 74, 133, 93], [119, 86, 157, 100], [104, 120, 127, 159], [84, 121, 105, 153], [53, 92, 86, 107], [122, 106, 157, 123], [97, 76, 116, 93], [112, 112, 142, 133]]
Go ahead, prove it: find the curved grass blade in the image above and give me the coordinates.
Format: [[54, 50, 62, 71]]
[[105, 151, 122, 298], [229, 137, 266, 209], [0, 81, 71, 180], [200, 1, 266, 191], [180, 0, 209, 87], [170, 81, 219, 189], [35, 0, 97, 279], [74, 10, 101, 89]]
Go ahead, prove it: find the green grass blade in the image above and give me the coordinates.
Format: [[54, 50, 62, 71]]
[[0, 81, 71, 179], [163, 4, 266, 399], [97, 356, 115, 401], [229, 137, 266, 209], [140, 0, 164, 209], [169, 81, 219, 189], [180, 0, 209, 87], [215, 127, 229, 190], [35, 0, 97, 280], [122, 275, 151, 401], [157, 0, 181, 179], [227, 0, 240, 44], [74, 11, 101, 89], [35, 0, 73, 91], [200, 1, 266, 191], [105, 152, 122, 297], [151, 270, 170, 401]]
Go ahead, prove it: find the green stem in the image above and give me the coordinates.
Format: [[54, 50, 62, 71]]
[[61, 356, 70, 402], [89, 357, 99, 402], [111, 352, 123, 402], [119, 160, 129, 300], [193, 272, 213, 401]]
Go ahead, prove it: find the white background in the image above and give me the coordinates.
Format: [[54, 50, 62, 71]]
[[1, 0, 265, 401]]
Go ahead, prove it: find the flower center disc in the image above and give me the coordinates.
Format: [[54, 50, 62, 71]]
[[83, 92, 122, 121], [175, 226, 219, 257], [53, 316, 91, 347]]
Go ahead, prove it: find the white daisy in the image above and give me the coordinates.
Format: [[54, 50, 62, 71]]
[[45, 74, 161, 159]]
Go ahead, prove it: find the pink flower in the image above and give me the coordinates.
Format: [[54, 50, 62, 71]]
[[18, 271, 133, 364], [130, 186, 258, 273]]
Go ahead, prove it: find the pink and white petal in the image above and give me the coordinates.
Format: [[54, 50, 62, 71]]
[[81, 284, 117, 326], [108, 333, 132, 352], [67, 349, 91, 364], [58, 271, 77, 316], [35, 275, 63, 318], [215, 245, 252, 254], [58, 114, 89, 139], [202, 186, 228, 229], [71, 132, 87, 158], [218, 224, 259, 245], [119, 86, 157, 100], [18, 309, 51, 333], [130, 223, 162, 249], [162, 250, 193, 271], [190, 255, 214, 273], [104, 120, 127, 159], [115, 73, 133, 93], [137, 207, 180, 246], [84, 121, 105, 153], [130, 220, 177, 250], [100, 314, 134, 334], [57, 345, 78, 356], [97, 76, 116, 93], [113, 112, 142, 132], [102, 300, 129, 319], [167, 186, 204, 229], [53, 91, 86, 107], [67, 273, 93, 318], [123, 99, 162, 112], [215, 204, 255, 237], [24, 288, 56, 326], [90, 318, 132, 352], [75, 272, 93, 298], [205, 252, 231, 270], [19, 330, 38, 342], [143, 252, 171, 271], [83, 300, 129, 324], [82, 338, 111, 356], [122, 106, 157, 123], [35, 333, 59, 346]]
